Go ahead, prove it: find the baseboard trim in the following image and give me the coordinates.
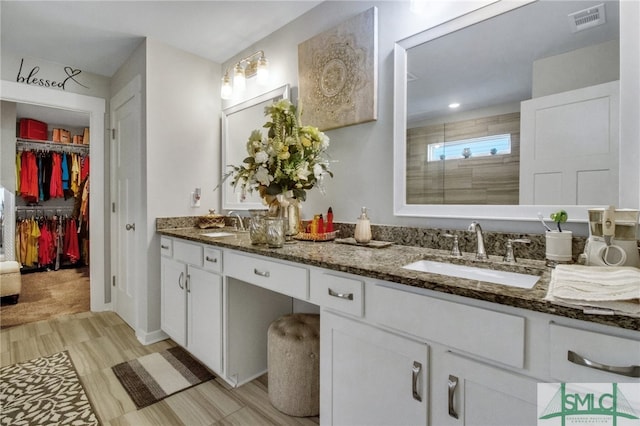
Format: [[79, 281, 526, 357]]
[[136, 328, 169, 346]]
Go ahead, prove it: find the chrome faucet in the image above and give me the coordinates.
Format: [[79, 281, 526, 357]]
[[227, 211, 245, 231], [467, 221, 487, 260]]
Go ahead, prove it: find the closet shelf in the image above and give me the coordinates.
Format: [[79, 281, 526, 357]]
[[17, 138, 90, 155]]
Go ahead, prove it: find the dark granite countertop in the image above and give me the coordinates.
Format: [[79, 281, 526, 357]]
[[157, 225, 639, 331]]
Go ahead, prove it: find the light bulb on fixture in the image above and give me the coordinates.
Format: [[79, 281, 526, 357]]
[[220, 50, 268, 99], [221, 73, 233, 100], [257, 54, 269, 85], [233, 63, 246, 93], [448, 102, 461, 109]]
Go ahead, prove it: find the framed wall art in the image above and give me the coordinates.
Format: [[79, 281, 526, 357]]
[[298, 7, 378, 131]]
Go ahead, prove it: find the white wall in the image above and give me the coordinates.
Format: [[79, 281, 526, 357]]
[[145, 38, 221, 335], [222, 0, 638, 235]]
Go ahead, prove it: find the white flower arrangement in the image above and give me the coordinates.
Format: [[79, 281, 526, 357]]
[[225, 99, 332, 203]]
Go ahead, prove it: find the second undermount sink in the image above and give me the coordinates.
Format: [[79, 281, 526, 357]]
[[402, 260, 540, 289], [201, 231, 236, 238]]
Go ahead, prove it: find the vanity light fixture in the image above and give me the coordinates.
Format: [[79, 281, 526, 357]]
[[220, 50, 269, 100]]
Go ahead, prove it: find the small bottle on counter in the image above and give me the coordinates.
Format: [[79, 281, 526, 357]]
[[318, 214, 325, 234], [354, 206, 372, 244], [326, 207, 334, 232]]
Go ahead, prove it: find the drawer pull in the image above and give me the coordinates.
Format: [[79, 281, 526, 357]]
[[161, 244, 170, 250], [254, 268, 270, 278], [448, 375, 459, 419], [328, 288, 354, 300], [568, 350, 640, 378], [412, 361, 422, 402], [205, 256, 218, 263]]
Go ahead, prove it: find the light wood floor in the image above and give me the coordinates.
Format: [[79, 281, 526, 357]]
[[0, 311, 320, 425]]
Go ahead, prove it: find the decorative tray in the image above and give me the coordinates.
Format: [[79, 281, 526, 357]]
[[293, 230, 339, 242], [334, 237, 394, 248]]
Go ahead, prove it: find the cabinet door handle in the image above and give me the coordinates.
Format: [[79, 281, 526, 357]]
[[161, 244, 170, 249], [205, 256, 218, 263], [178, 272, 184, 290], [448, 374, 459, 419], [568, 350, 640, 378], [254, 268, 270, 278], [412, 361, 422, 402], [328, 288, 354, 300], [125, 223, 135, 231], [186, 274, 190, 293]]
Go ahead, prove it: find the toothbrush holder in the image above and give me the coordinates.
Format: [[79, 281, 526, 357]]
[[545, 230, 572, 264]]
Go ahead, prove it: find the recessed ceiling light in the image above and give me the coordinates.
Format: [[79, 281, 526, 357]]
[[449, 103, 460, 109]]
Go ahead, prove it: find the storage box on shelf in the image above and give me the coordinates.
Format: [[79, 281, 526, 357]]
[[19, 118, 48, 140]]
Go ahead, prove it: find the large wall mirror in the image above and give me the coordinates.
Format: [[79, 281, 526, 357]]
[[221, 85, 289, 210], [393, 0, 633, 222]]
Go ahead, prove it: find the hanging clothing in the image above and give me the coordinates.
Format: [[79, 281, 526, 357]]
[[70, 154, 80, 195], [81, 156, 90, 181], [20, 151, 39, 202], [64, 219, 80, 264], [61, 153, 70, 190], [16, 152, 21, 194], [50, 153, 64, 198], [42, 152, 52, 201]]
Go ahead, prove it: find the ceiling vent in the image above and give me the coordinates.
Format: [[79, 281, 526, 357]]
[[568, 3, 606, 33]]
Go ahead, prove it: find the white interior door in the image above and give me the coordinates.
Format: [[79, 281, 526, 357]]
[[110, 77, 141, 329], [519, 81, 619, 205]]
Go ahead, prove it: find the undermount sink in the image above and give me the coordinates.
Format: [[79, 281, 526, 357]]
[[201, 231, 236, 238], [402, 260, 540, 289]]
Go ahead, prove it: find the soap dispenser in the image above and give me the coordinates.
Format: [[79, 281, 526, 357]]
[[354, 207, 372, 244]]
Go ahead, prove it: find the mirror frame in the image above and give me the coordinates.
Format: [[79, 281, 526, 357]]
[[221, 84, 290, 210], [393, 0, 628, 223]]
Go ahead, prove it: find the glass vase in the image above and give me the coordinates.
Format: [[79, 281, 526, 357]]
[[248, 209, 268, 245]]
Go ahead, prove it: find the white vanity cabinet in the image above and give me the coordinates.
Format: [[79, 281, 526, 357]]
[[160, 237, 223, 373], [320, 310, 429, 426], [159, 233, 639, 425], [434, 352, 540, 426]]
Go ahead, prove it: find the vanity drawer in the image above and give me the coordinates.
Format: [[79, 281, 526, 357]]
[[160, 237, 173, 258], [369, 283, 525, 368], [203, 247, 222, 274], [549, 323, 640, 382], [310, 269, 364, 317], [173, 240, 203, 266], [225, 251, 309, 299]]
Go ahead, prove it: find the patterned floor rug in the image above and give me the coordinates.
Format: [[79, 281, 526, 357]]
[[0, 350, 99, 425], [111, 346, 215, 409]]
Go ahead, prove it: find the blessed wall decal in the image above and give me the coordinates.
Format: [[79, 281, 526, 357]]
[[16, 58, 89, 90]]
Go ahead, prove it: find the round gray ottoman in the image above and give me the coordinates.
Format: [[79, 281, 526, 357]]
[[267, 313, 320, 417]]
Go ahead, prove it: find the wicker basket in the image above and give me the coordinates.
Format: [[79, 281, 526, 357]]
[[197, 212, 226, 229], [293, 230, 338, 242]]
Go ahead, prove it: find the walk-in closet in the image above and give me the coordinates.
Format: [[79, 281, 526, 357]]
[[1, 101, 91, 327]]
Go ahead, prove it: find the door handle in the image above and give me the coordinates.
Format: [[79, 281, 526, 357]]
[[125, 223, 135, 231], [568, 350, 640, 378], [178, 271, 184, 290], [186, 274, 190, 293], [412, 361, 422, 402], [448, 374, 459, 419]]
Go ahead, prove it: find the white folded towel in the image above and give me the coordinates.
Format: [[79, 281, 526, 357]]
[[545, 265, 640, 317]]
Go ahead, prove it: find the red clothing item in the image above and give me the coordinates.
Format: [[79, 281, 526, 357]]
[[81, 156, 90, 181], [49, 153, 64, 198], [38, 222, 55, 266], [64, 219, 80, 263], [20, 151, 39, 202]]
